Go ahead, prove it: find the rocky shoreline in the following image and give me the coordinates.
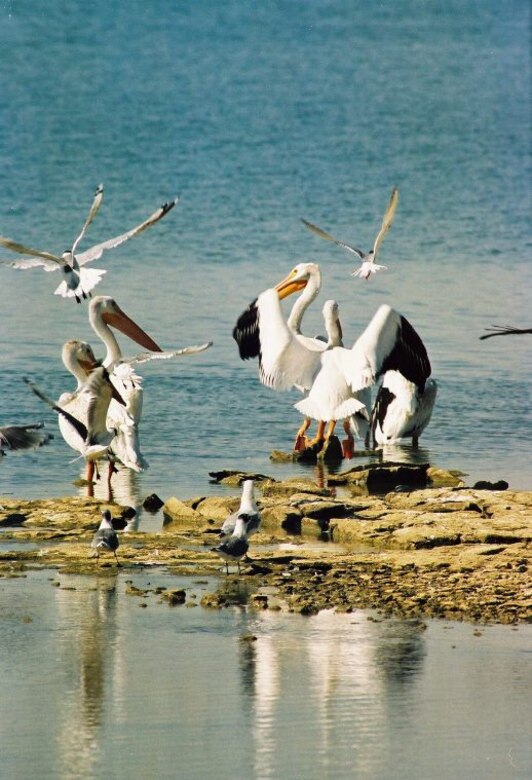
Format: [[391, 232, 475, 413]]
[[1, 460, 530, 624]]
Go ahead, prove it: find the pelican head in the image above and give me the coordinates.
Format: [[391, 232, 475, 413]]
[[89, 295, 162, 353], [62, 339, 100, 377], [274, 262, 321, 300]]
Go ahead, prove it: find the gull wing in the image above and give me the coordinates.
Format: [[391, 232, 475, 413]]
[[127, 342, 213, 365], [23, 377, 88, 440], [0, 236, 62, 268], [301, 218, 365, 259], [372, 187, 399, 258], [0, 422, 53, 451], [76, 196, 179, 265], [71, 183, 104, 256]]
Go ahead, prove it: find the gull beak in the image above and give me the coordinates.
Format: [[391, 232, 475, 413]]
[[103, 305, 162, 352], [274, 272, 308, 300]]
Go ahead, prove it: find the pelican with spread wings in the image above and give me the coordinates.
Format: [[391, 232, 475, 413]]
[[302, 187, 399, 280], [0, 185, 178, 301]]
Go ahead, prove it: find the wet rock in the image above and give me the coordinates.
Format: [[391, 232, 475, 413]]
[[143, 493, 164, 512], [473, 480, 509, 491], [162, 589, 187, 606], [162, 497, 202, 527], [0, 513, 27, 527], [193, 495, 240, 521], [208, 470, 270, 485]]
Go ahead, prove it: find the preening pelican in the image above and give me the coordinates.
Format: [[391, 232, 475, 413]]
[[295, 304, 436, 452], [370, 370, 437, 447], [24, 367, 127, 481], [0, 185, 178, 301], [0, 422, 53, 456], [480, 325, 532, 340], [88, 295, 212, 472], [302, 187, 399, 280]]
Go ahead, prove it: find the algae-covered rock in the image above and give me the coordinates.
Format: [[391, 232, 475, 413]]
[[162, 497, 202, 527]]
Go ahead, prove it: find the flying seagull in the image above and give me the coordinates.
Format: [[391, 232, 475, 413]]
[[0, 185, 178, 301], [0, 422, 53, 457], [480, 325, 532, 340], [302, 187, 399, 279]]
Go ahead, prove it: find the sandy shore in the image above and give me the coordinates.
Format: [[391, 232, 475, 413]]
[[1, 462, 530, 624]]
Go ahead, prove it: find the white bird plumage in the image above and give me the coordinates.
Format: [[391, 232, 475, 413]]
[[219, 479, 261, 539], [0, 185, 178, 301], [302, 187, 399, 280]]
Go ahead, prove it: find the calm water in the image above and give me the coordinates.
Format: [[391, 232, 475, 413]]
[[0, 570, 531, 780], [0, 2, 530, 777]]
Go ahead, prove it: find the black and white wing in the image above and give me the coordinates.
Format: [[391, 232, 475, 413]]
[[0, 422, 53, 451], [76, 196, 179, 265]]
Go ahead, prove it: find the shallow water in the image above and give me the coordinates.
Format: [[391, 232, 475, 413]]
[[0, 570, 530, 780]]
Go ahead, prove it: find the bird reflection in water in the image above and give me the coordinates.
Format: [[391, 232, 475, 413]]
[[236, 611, 426, 778], [53, 573, 119, 779]]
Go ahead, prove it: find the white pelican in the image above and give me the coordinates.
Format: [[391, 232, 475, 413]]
[[0, 422, 53, 457], [480, 325, 532, 340], [302, 187, 399, 280], [0, 185, 178, 302], [24, 367, 127, 482], [88, 295, 212, 472], [370, 370, 438, 447], [219, 479, 261, 539], [91, 510, 120, 564], [295, 304, 435, 453], [233, 263, 340, 448]]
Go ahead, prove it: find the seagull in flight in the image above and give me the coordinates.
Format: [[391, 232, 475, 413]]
[[0, 185, 178, 302], [302, 187, 399, 280], [0, 422, 53, 457]]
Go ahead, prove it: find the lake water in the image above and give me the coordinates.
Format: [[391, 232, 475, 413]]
[[0, 1, 530, 777], [1, 569, 531, 780]]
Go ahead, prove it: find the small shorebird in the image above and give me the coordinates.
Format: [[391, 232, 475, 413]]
[[219, 480, 261, 539], [302, 186, 399, 280], [0, 422, 53, 457], [212, 513, 255, 574], [91, 509, 120, 564], [0, 184, 178, 301]]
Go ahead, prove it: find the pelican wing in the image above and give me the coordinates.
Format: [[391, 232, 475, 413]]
[[128, 342, 213, 365], [342, 304, 431, 393], [233, 298, 260, 360], [0, 236, 62, 267], [76, 196, 179, 265], [71, 183, 104, 256], [372, 187, 399, 258], [301, 218, 365, 259], [257, 289, 323, 391]]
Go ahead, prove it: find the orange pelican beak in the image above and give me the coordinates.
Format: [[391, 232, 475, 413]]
[[274, 271, 308, 300], [102, 305, 162, 352]]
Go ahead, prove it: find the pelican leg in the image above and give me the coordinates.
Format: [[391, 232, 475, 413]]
[[87, 460, 95, 484], [294, 417, 312, 451], [305, 420, 326, 449], [341, 418, 355, 459]]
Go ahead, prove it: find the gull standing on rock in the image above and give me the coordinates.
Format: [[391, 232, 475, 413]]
[[219, 480, 261, 539], [91, 509, 120, 564], [0, 184, 178, 301], [302, 187, 399, 280], [212, 513, 255, 575]]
